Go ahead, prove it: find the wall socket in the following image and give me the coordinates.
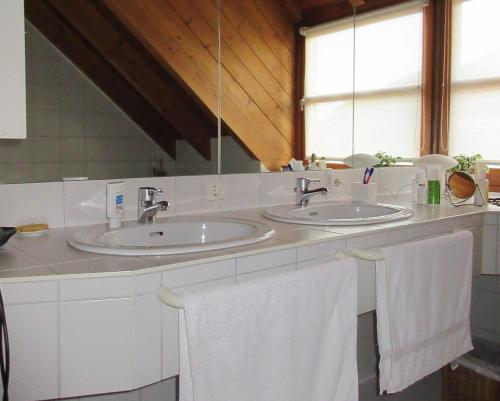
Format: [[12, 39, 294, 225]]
[[207, 182, 224, 201]]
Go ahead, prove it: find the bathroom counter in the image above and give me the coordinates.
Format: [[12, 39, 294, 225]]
[[1, 194, 496, 401], [0, 194, 494, 282]]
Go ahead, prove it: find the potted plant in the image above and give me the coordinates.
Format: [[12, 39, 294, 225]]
[[374, 151, 401, 167], [450, 154, 487, 175]]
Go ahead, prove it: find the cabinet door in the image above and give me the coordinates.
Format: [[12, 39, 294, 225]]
[[6, 303, 58, 401], [59, 299, 134, 398], [0, 0, 27, 139]]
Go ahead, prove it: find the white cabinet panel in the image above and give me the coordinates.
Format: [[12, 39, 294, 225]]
[[134, 293, 162, 388], [6, 302, 58, 401], [0, 0, 26, 139], [60, 299, 134, 398], [482, 224, 497, 274]]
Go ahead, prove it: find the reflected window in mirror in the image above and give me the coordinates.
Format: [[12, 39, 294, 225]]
[[301, 1, 425, 160], [449, 0, 500, 161]]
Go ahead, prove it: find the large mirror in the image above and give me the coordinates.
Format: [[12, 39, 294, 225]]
[[1, 0, 242, 183], [217, 0, 428, 173], [219, 0, 356, 173]]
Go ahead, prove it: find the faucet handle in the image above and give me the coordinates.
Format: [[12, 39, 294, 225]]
[[138, 187, 163, 201], [295, 177, 320, 192]]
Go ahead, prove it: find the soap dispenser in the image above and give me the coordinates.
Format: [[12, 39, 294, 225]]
[[106, 181, 125, 228]]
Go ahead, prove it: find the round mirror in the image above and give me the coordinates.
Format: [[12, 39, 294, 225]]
[[448, 171, 476, 200]]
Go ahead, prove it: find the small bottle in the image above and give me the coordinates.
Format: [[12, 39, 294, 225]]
[[106, 181, 125, 228], [412, 171, 427, 204], [427, 165, 441, 205], [474, 162, 489, 205]]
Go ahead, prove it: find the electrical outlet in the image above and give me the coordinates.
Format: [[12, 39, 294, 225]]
[[207, 182, 224, 201]]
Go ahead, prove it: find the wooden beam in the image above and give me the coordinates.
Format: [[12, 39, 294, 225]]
[[25, 0, 178, 160], [348, 0, 365, 7], [281, 0, 303, 22], [302, 0, 408, 26], [46, 0, 214, 160]]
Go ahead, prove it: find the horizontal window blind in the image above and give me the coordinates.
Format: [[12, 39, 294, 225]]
[[302, 1, 424, 159], [449, 0, 500, 160]]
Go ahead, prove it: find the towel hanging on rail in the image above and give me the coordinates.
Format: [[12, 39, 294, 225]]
[[178, 257, 359, 401], [376, 230, 474, 394]]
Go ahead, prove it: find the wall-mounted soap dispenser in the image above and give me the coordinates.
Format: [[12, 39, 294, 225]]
[[106, 181, 125, 228]]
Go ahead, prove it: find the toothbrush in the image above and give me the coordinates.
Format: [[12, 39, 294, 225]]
[[363, 167, 374, 184]]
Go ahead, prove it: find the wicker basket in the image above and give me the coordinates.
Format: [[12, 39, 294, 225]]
[[442, 365, 500, 401]]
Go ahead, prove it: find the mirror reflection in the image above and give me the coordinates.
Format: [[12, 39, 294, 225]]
[[0, 0, 259, 183]]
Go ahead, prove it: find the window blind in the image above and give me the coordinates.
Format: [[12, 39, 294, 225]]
[[302, 1, 424, 159], [449, 0, 500, 160]]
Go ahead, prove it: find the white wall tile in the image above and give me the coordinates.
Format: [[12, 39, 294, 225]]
[[60, 299, 134, 397], [7, 303, 59, 401], [325, 169, 354, 201], [175, 175, 220, 215], [63, 179, 107, 226], [220, 173, 260, 210], [0, 182, 64, 227]]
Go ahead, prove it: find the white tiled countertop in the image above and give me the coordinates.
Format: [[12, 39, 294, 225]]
[[0, 194, 496, 282]]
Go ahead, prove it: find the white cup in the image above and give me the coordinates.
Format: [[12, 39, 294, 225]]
[[351, 182, 377, 204]]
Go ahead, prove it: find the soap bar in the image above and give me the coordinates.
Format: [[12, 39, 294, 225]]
[[16, 223, 49, 233]]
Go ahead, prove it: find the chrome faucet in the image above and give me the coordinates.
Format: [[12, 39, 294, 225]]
[[138, 187, 169, 224], [295, 177, 328, 207]]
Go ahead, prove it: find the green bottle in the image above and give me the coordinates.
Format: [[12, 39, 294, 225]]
[[427, 165, 441, 205]]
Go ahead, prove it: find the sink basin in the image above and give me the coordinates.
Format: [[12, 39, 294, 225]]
[[263, 203, 413, 226], [68, 216, 274, 256]]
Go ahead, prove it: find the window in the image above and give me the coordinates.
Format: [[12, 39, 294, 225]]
[[449, 0, 500, 160], [302, 1, 424, 159]]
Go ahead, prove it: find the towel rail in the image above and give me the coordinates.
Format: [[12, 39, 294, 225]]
[[157, 229, 467, 308], [336, 228, 466, 262], [157, 287, 185, 309]]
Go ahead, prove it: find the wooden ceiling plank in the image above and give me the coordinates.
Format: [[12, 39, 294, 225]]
[[25, 0, 177, 160]]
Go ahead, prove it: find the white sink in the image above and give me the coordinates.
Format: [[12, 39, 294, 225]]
[[68, 216, 275, 256], [263, 203, 413, 226]]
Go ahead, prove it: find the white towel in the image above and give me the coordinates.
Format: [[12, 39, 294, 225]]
[[376, 231, 474, 394], [179, 258, 359, 401]]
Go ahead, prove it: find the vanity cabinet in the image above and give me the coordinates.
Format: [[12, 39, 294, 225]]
[[0, 0, 26, 139]]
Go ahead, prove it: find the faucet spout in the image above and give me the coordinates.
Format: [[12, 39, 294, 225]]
[[138, 201, 169, 224], [138, 187, 169, 224], [295, 177, 329, 207]]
